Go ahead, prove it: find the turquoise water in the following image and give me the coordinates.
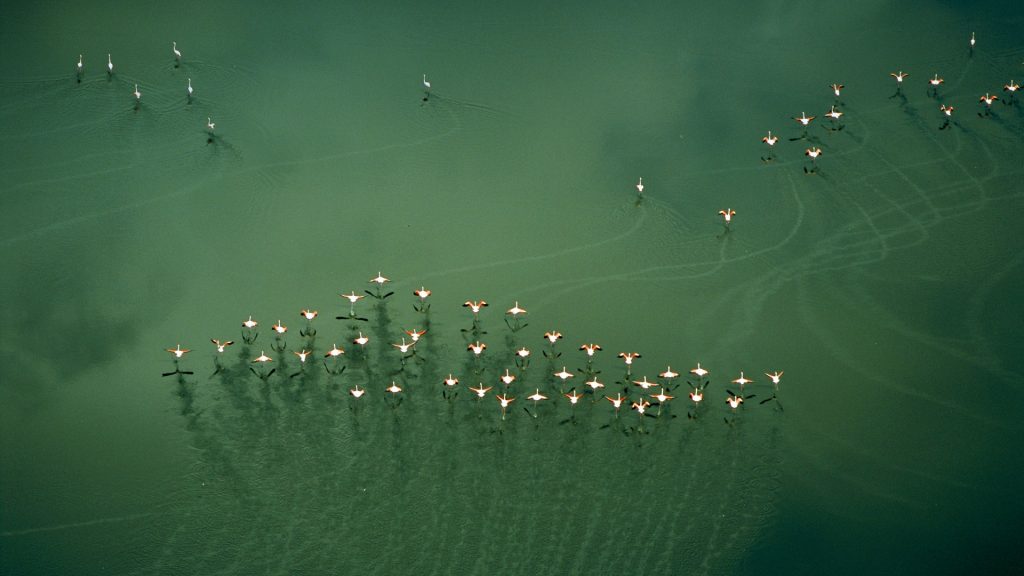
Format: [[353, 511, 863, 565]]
[[2, 1, 1022, 574]]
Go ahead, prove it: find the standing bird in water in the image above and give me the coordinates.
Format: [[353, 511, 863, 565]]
[[969, 32, 976, 56], [804, 147, 822, 174], [173, 41, 181, 66], [107, 54, 114, 77], [206, 118, 216, 142], [76, 54, 83, 82], [761, 131, 778, 162], [979, 93, 998, 116], [636, 177, 644, 195], [422, 74, 431, 101], [1004, 80, 1020, 105], [939, 104, 955, 130], [132, 84, 142, 108], [718, 209, 736, 228], [187, 78, 193, 102], [890, 70, 909, 98]]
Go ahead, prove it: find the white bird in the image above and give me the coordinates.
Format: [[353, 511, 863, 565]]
[[77, 54, 83, 73], [422, 74, 431, 91], [107, 54, 113, 74], [187, 78, 193, 98], [206, 117, 215, 132], [173, 41, 181, 62], [636, 177, 644, 194], [132, 84, 141, 100]]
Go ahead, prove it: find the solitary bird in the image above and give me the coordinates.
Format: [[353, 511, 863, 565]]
[[76, 54, 83, 79], [132, 84, 141, 101], [718, 209, 736, 225], [187, 78, 193, 99], [107, 54, 113, 75], [206, 117, 216, 133], [636, 177, 644, 194], [173, 41, 181, 64]]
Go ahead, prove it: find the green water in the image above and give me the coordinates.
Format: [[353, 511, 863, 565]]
[[2, 1, 1022, 574]]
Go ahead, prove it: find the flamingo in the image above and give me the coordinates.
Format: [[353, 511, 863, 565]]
[[206, 117, 216, 133], [690, 363, 709, 379], [793, 112, 815, 126], [632, 376, 657, 390], [496, 394, 515, 419], [132, 84, 141, 101], [469, 383, 492, 398], [636, 177, 644, 194], [718, 209, 736, 225], [187, 78, 193, 99], [166, 344, 191, 358], [350, 385, 366, 399], [731, 372, 754, 392], [76, 54, 83, 75], [210, 339, 234, 353], [422, 74, 431, 91], [173, 41, 181, 62], [500, 369, 516, 386], [585, 377, 605, 393], [605, 393, 628, 415], [107, 54, 113, 75], [464, 300, 488, 315]]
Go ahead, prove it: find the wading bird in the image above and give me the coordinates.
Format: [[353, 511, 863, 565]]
[[718, 209, 736, 226], [761, 130, 778, 161], [367, 272, 393, 299]]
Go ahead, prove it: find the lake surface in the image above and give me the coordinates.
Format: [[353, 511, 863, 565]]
[[2, 1, 1022, 574]]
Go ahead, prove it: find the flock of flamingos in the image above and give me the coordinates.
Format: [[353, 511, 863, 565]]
[[164, 272, 787, 426], [132, 30, 1019, 426]]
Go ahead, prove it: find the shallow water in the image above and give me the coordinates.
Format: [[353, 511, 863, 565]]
[[2, 1, 1023, 574]]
